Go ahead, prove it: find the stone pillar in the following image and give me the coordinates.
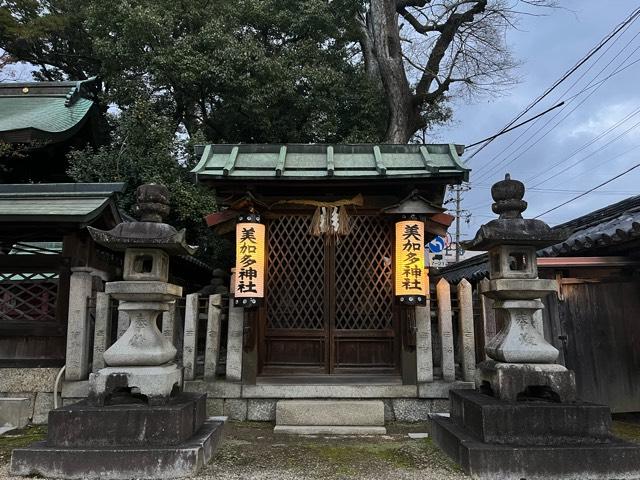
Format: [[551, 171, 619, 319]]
[[204, 295, 223, 380], [478, 278, 497, 360], [162, 301, 178, 346], [65, 268, 94, 381], [457, 279, 476, 382], [436, 279, 455, 382], [182, 293, 199, 381], [92, 292, 112, 372], [226, 303, 244, 382], [226, 271, 244, 382], [415, 303, 434, 383]]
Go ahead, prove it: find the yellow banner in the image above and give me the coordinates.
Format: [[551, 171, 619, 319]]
[[234, 222, 266, 302], [395, 220, 428, 298]]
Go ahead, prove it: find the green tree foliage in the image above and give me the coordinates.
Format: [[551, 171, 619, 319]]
[[1, 0, 387, 267], [67, 101, 231, 266], [0, 0, 387, 143]]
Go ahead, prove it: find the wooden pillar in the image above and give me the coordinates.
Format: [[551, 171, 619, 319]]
[[457, 279, 476, 382], [92, 292, 111, 372], [415, 302, 434, 383], [436, 278, 455, 382], [182, 293, 199, 381], [204, 294, 223, 380]]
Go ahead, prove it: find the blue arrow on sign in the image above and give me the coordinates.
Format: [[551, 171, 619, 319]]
[[427, 236, 446, 254]]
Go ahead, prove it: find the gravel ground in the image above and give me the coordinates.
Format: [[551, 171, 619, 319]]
[[0, 422, 468, 480], [2, 418, 640, 479]]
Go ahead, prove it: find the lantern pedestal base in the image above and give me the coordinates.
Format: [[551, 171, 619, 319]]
[[477, 360, 576, 403], [89, 364, 182, 406], [430, 389, 640, 480]]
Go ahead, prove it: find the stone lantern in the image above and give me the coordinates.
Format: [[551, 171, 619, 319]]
[[429, 174, 640, 480], [11, 184, 225, 480], [86, 183, 196, 404], [464, 174, 574, 401]]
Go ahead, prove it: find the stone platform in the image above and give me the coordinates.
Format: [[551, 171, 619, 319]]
[[10, 392, 225, 479], [274, 400, 386, 435], [431, 389, 640, 479]]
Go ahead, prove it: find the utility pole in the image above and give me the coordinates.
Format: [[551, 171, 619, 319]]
[[446, 183, 471, 262], [455, 186, 462, 262]]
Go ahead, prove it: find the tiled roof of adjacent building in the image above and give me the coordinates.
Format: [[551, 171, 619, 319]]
[[539, 194, 640, 256], [438, 194, 640, 283], [0, 182, 125, 224], [191, 143, 469, 181], [0, 77, 99, 144]]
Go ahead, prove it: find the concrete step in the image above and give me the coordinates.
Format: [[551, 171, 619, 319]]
[[274, 400, 386, 435], [0, 397, 31, 429]]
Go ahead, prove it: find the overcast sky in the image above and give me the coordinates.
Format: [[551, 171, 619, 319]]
[[434, 0, 640, 242]]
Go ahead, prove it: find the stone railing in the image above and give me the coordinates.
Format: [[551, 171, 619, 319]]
[[74, 272, 478, 389], [178, 276, 477, 387]]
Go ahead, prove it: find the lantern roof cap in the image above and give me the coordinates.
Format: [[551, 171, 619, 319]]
[[87, 183, 197, 255], [464, 174, 568, 251]]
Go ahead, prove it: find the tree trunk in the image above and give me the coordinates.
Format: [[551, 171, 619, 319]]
[[367, 0, 420, 143]]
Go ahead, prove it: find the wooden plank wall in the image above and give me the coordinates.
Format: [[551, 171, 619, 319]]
[[557, 280, 640, 413], [474, 275, 640, 413]]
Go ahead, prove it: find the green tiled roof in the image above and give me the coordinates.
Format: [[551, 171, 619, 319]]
[[0, 183, 125, 223], [0, 96, 93, 133], [0, 78, 99, 142], [191, 144, 469, 181]]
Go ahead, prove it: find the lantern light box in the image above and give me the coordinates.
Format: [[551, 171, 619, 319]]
[[233, 213, 266, 308], [395, 219, 428, 306]]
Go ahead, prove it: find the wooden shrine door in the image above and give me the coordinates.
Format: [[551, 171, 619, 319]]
[[259, 214, 399, 375]]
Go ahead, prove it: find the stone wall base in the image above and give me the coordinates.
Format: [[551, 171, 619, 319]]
[[0, 368, 63, 425], [2, 368, 468, 425], [205, 397, 450, 422]]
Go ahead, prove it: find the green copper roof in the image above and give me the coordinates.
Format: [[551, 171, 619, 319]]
[[0, 78, 99, 143], [0, 96, 93, 133], [191, 144, 469, 181], [0, 183, 125, 223]]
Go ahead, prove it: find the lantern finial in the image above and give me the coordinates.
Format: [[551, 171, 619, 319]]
[[491, 173, 527, 220]]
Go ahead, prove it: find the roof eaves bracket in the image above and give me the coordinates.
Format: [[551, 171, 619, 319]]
[[223, 146, 240, 176], [373, 145, 387, 176], [275, 145, 287, 177], [419, 146, 437, 173], [448, 144, 466, 167], [326, 145, 335, 177]]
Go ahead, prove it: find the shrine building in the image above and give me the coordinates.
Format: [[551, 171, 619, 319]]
[[185, 143, 478, 422]]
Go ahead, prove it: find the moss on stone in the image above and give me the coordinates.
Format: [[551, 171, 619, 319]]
[[613, 421, 640, 443], [0, 425, 47, 466]]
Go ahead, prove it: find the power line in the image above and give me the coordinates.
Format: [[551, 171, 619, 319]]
[[473, 32, 640, 184], [464, 6, 640, 163], [532, 161, 640, 219], [468, 54, 640, 161], [530, 125, 640, 189], [465, 102, 565, 149], [525, 104, 640, 184]]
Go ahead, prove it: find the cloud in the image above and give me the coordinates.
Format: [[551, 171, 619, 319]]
[[562, 100, 640, 140]]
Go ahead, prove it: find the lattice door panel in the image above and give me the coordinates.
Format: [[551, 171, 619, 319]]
[[335, 216, 393, 330], [0, 272, 59, 323], [266, 215, 326, 330]]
